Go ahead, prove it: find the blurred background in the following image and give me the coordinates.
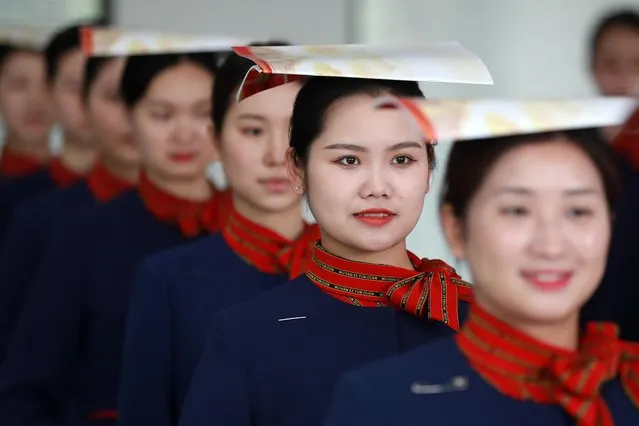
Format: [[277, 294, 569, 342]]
[[1, 0, 637, 275]]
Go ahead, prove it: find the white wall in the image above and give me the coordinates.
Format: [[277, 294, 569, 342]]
[[114, 0, 353, 43]]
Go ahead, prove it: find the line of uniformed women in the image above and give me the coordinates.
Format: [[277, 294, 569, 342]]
[[0, 9, 636, 426]]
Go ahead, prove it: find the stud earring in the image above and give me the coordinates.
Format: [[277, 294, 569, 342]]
[[295, 185, 301, 191]]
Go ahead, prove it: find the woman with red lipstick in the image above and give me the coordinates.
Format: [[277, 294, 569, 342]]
[[323, 100, 639, 426], [0, 34, 55, 244], [0, 40, 226, 426], [116, 45, 321, 426], [0, 25, 100, 247], [0, 38, 53, 180], [179, 73, 472, 426]]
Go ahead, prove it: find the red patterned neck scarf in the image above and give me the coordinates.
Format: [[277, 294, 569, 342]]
[[86, 162, 135, 202], [0, 148, 43, 177], [138, 171, 230, 237], [306, 242, 472, 330], [457, 303, 639, 425], [222, 207, 320, 279], [49, 157, 83, 188]]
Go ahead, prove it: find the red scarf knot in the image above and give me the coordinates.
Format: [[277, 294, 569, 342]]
[[86, 162, 134, 202], [307, 242, 472, 330], [618, 341, 639, 410], [0, 148, 43, 177], [457, 304, 623, 426], [49, 157, 83, 188], [138, 172, 229, 237], [222, 207, 319, 278]]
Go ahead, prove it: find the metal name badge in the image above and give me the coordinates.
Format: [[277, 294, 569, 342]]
[[410, 376, 469, 394]]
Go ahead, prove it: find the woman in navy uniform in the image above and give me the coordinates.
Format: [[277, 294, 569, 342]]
[[116, 45, 320, 426], [323, 98, 639, 426], [0, 32, 53, 179], [0, 23, 100, 235], [0, 29, 57, 241], [581, 9, 639, 341], [0, 43, 136, 361], [0, 41, 226, 425], [179, 73, 472, 426]]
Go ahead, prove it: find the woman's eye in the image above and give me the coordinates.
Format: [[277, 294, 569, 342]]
[[337, 156, 359, 166], [392, 155, 414, 165], [242, 127, 263, 137], [568, 207, 593, 218], [500, 206, 529, 217]]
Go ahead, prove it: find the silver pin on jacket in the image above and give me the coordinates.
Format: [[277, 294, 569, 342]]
[[410, 376, 469, 394]]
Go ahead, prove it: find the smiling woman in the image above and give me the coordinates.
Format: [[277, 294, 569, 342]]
[[289, 77, 436, 265], [321, 98, 639, 426], [440, 130, 619, 345], [179, 76, 472, 426]]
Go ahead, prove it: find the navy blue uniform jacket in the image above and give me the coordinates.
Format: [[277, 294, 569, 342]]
[[0, 190, 204, 426], [0, 168, 60, 245], [117, 234, 288, 426], [323, 337, 639, 426], [583, 155, 639, 340], [0, 181, 97, 361], [179, 275, 469, 426]]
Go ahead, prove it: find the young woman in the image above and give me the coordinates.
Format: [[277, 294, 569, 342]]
[[178, 75, 472, 426], [0, 42, 53, 178], [0, 50, 224, 425], [0, 23, 98, 214], [582, 9, 639, 341], [0, 49, 135, 362], [0, 39, 55, 243], [322, 100, 639, 425], [116, 47, 319, 426]]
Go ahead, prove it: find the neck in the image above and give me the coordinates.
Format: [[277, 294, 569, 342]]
[[59, 136, 97, 174], [145, 169, 212, 201], [233, 194, 305, 240], [100, 156, 139, 184], [475, 295, 580, 351], [319, 235, 414, 269], [4, 134, 49, 162]]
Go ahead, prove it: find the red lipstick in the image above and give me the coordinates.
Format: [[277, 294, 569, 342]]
[[353, 209, 396, 227], [521, 270, 572, 292], [170, 153, 197, 162]]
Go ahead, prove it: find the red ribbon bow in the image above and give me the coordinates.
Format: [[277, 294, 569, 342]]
[[222, 208, 320, 279], [138, 172, 229, 237], [307, 243, 472, 330], [49, 157, 83, 188], [86, 162, 135, 202], [0, 148, 43, 177], [458, 305, 623, 426]]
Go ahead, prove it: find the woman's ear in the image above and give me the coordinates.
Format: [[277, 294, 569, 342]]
[[286, 147, 305, 195], [440, 203, 466, 259]]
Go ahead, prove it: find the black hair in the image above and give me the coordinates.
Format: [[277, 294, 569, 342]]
[[0, 45, 42, 73], [0, 43, 12, 67], [441, 129, 621, 221], [120, 52, 218, 108], [212, 40, 291, 135], [44, 23, 88, 84], [590, 9, 639, 62], [289, 77, 431, 168], [83, 56, 117, 101]]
